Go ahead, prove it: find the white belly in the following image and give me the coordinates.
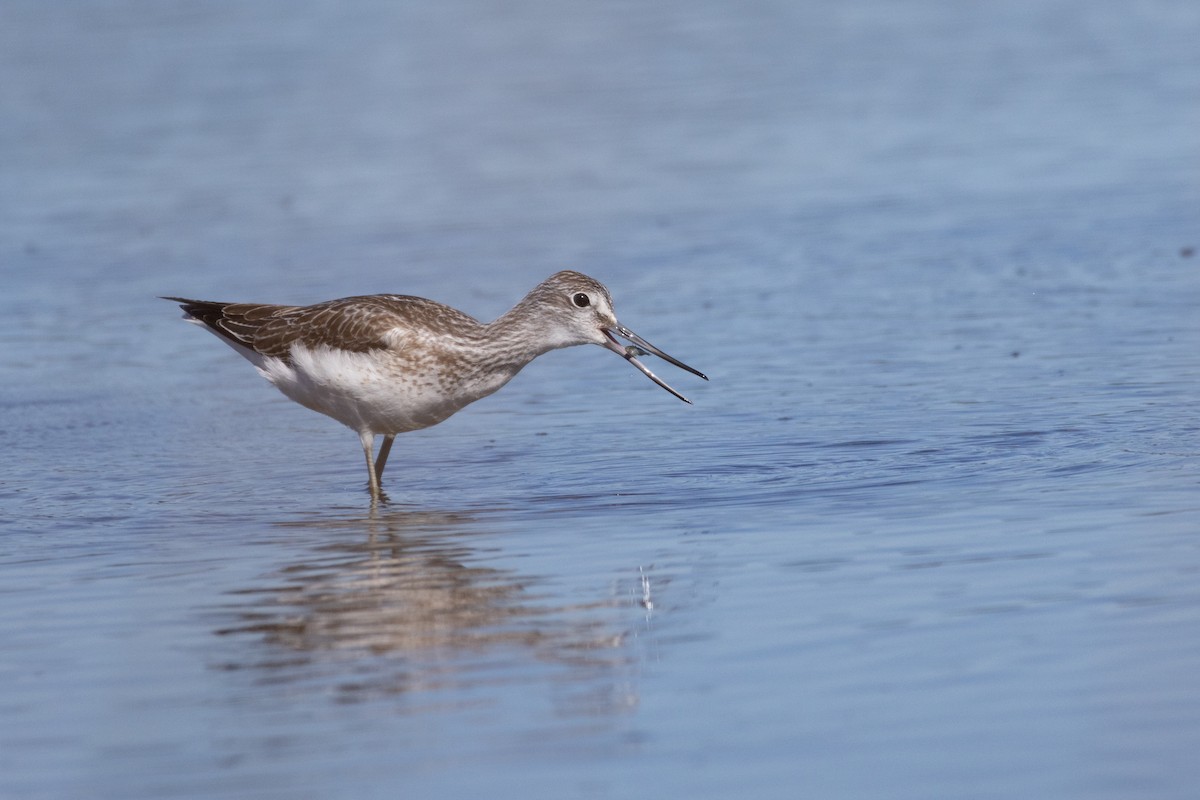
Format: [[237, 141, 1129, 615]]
[[254, 343, 518, 435]]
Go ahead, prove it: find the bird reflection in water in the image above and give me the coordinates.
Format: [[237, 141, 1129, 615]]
[[214, 508, 650, 713]]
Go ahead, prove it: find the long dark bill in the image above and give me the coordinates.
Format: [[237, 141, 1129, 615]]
[[603, 326, 708, 404]]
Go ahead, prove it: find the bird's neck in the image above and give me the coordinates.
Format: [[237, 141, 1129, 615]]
[[484, 301, 568, 365]]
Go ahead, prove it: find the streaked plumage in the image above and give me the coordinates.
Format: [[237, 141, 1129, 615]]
[[165, 270, 706, 501]]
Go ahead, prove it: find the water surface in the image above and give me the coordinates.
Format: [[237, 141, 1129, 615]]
[[2, 1, 1198, 798]]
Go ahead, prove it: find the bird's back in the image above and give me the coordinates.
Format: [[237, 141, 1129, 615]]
[[165, 294, 484, 364]]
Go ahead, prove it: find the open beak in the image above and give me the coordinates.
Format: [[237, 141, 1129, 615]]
[[602, 325, 708, 404]]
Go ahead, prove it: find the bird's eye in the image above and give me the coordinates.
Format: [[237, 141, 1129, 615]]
[[572, 293, 591, 308]]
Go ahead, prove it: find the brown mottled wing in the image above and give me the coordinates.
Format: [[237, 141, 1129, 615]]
[[165, 294, 478, 363]]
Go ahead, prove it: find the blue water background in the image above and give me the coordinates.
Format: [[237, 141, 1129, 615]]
[[1, 1, 1198, 798]]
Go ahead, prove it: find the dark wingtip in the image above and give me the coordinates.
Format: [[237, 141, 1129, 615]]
[[161, 296, 202, 310], [161, 297, 233, 329]]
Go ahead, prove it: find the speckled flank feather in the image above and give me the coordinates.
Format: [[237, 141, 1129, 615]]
[[165, 270, 704, 500]]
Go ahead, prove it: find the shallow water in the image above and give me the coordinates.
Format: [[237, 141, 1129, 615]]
[[2, 0, 1199, 798]]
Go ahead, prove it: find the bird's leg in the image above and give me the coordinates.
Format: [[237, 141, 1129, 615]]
[[374, 434, 396, 482], [359, 431, 381, 501]]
